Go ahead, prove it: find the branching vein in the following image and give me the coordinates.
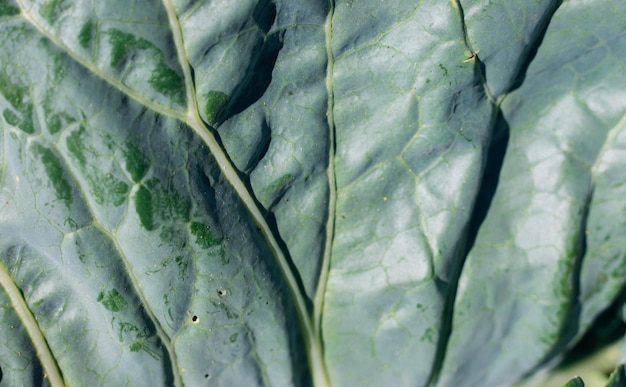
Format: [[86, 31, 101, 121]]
[[161, 0, 326, 384]]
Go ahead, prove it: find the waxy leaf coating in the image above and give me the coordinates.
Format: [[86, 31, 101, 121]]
[[1, 0, 626, 386]]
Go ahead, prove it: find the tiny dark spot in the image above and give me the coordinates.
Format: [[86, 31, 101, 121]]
[[204, 374, 210, 379], [192, 315, 198, 323], [217, 289, 227, 297]]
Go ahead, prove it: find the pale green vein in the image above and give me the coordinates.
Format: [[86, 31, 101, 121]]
[[451, 0, 476, 58], [313, 1, 336, 386], [591, 112, 626, 178], [48, 143, 184, 386], [160, 1, 328, 385], [99, 223, 184, 387], [15, 0, 188, 124], [0, 260, 65, 387], [16, 3, 184, 384]]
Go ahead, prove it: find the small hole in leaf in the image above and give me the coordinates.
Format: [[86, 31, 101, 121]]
[[217, 289, 227, 297], [192, 315, 199, 323]]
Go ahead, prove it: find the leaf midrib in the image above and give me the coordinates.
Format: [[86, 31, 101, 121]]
[[313, 1, 337, 386], [16, 0, 335, 383], [162, 1, 332, 384], [0, 255, 65, 386]]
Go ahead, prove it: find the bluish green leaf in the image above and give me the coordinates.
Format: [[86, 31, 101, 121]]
[[1, 0, 625, 386]]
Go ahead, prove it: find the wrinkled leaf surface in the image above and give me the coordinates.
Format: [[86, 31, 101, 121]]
[[1, 0, 626, 386]]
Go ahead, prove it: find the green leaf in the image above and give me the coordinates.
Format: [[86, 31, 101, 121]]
[[563, 376, 585, 387], [1, 0, 626, 386], [607, 365, 626, 387]]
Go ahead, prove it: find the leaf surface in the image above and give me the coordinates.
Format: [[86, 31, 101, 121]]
[[0, 0, 625, 386]]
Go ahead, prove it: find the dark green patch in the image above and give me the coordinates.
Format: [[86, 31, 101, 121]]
[[175, 255, 189, 279], [51, 53, 66, 81], [204, 90, 229, 123], [0, 1, 20, 17], [147, 254, 189, 280], [563, 376, 585, 387], [554, 252, 575, 323], [135, 184, 154, 231], [421, 327, 435, 343], [14, 105, 33, 133], [0, 71, 34, 134], [45, 111, 74, 134], [190, 221, 220, 249], [2, 108, 19, 125], [229, 333, 238, 343], [148, 62, 184, 106], [42, 55, 75, 135], [122, 143, 147, 183], [47, 113, 62, 134], [39, 0, 67, 24], [128, 339, 159, 359], [44, 104, 74, 134], [129, 341, 143, 352], [210, 299, 239, 320], [97, 289, 127, 312], [67, 127, 129, 206], [107, 29, 151, 67], [92, 173, 129, 206], [32, 298, 45, 307], [158, 225, 185, 248], [66, 126, 86, 166], [32, 143, 73, 207], [107, 28, 184, 104], [145, 178, 191, 222], [173, 195, 191, 221], [117, 321, 139, 341], [116, 321, 158, 358], [439, 63, 448, 77], [261, 173, 293, 203], [78, 19, 94, 49]]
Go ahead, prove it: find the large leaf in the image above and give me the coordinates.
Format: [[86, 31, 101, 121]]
[[0, 0, 625, 386]]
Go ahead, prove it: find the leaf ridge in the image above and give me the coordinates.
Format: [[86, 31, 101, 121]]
[[160, 1, 325, 383], [0, 255, 65, 387], [452, 0, 494, 103], [312, 1, 337, 385]]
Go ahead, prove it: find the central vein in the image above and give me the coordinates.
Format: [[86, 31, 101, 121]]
[[311, 1, 337, 385], [162, 1, 330, 385]]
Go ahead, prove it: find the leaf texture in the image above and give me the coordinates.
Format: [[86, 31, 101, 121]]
[[0, 0, 625, 386]]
